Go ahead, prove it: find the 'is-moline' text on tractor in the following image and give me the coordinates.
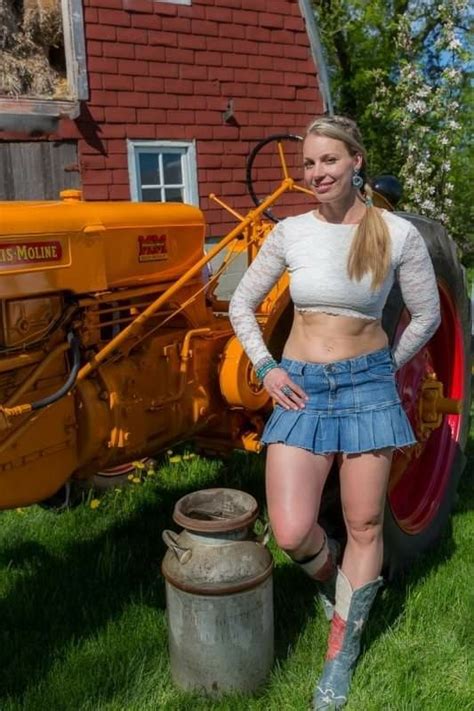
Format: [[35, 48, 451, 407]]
[[0, 136, 470, 573]]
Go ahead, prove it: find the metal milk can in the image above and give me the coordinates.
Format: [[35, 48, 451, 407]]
[[162, 487, 274, 694]]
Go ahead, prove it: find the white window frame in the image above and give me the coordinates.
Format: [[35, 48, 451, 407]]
[[157, 1, 191, 5], [0, 0, 87, 119], [128, 140, 199, 206]]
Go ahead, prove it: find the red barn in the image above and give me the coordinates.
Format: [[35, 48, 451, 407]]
[[0, 0, 331, 237]]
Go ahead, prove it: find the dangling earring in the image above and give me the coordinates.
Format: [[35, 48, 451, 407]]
[[352, 169, 363, 189]]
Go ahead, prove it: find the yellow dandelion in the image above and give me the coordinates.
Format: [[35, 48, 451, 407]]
[[90, 499, 101, 509], [134, 460, 146, 470], [16, 507, 25, 514], [132, 476, 141, 484], [182, 454, 191, 460], [127, 474, 134, 481], [169, 455, 182, 464], [146, 470, 155, 478]]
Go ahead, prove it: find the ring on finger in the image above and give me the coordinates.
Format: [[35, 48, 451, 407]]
[[280, 384, 293, 397]]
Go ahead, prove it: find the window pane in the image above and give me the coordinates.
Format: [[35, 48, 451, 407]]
[[139, 153, 160, 185], [163, 153, 183, 184], [165, 187, 183, 202], [141, 188, 162, 202]]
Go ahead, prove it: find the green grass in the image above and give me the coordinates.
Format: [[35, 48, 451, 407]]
[[0, 443, 473, 711]]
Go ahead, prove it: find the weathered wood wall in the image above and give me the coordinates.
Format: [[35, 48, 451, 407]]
[[0, 142, 80, 199]]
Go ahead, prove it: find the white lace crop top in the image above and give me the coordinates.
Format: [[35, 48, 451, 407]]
[[229, 210, 441, 369]]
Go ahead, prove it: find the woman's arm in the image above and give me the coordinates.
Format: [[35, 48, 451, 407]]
[[392, 226, 441, 369], [229, 222, 287, 368]]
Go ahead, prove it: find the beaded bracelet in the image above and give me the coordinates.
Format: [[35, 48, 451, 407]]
[[255, 356, 279, 382]]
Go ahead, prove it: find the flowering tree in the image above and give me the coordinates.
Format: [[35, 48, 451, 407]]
[[313, 0, 472, 259]]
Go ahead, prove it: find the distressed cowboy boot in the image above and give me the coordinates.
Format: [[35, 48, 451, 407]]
[[312, 568, 383, 710], [295, 535, 340, 620]]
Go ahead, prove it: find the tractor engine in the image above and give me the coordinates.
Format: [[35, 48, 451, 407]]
[[0, 190, 258, 508]]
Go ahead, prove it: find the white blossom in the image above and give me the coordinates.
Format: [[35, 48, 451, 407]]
[[447, 37, 462, 50], [421, 199, 436, 212], [443, 67, 461, 81], [420, 199, 435, 213], [417, 88, 430, 98], [407, 99, 428, 115]]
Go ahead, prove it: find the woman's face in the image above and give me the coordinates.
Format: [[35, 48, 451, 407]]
[[302, 133, 363, 203]]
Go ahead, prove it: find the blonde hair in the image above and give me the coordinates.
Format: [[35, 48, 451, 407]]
[[306, 115, 391, 290]]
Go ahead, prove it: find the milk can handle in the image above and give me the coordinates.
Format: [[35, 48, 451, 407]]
[[162, 530, 192, 564], [256, 521, 272, 547]]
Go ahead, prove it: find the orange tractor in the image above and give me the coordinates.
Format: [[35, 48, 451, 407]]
[[0, 136, 470, 572]]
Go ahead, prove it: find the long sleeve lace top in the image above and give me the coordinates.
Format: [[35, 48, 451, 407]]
[[228, 210, 441, 370]]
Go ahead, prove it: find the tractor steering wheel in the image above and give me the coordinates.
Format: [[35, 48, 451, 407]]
[[245, 134, 303, 223]]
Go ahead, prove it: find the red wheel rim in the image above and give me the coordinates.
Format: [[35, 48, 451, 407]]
[[389, 282, 466, 534]]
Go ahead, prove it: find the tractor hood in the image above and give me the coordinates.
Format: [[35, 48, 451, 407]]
[[0, 192, 206, 298]]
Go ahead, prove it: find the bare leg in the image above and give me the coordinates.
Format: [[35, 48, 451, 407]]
[[266, 443, 334, 560], [313, 451, 391, 710], [338, 448, 392, 588]]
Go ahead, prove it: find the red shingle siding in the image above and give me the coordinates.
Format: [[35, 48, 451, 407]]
[[2, 0, 323, 235]]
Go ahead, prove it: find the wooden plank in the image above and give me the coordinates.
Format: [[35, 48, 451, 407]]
[[0, 144, 15, 200], [0, 97, 80, 117], [0, 142, 80, 200], [49, 142, 81, 197], [62, 0, 89, 101]]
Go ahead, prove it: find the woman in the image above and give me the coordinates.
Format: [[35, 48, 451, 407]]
[[229, 115, 440, 710]]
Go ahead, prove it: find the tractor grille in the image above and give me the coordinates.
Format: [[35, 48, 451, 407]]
[[80, 289, 192, 347]]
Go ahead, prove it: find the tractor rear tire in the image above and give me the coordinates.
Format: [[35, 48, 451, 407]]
[[382, 214, 471, 576]]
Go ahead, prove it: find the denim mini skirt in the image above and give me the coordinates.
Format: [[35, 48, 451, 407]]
[[261, 347, 417, 454]]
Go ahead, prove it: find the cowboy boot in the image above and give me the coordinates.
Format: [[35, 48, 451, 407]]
[[294, 535, 340, 620], [312, 568, 383, 710]]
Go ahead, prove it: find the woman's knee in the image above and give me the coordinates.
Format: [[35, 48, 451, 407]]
[[345, 514, 384, 547], [271, 519, 315, 553]]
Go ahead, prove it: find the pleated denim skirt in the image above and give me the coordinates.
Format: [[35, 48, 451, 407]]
[[261, 347, 416, 454]]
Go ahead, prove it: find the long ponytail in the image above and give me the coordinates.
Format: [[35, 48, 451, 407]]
[[348, 182, 391, 290]]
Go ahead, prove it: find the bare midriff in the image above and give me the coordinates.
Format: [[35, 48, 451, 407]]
[[282, 310, 388, 364]]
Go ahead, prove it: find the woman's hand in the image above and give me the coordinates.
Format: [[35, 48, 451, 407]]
[[263, 367, 309, 410]]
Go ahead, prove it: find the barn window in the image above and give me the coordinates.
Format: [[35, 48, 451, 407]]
[[128, 140, 199, 206]]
